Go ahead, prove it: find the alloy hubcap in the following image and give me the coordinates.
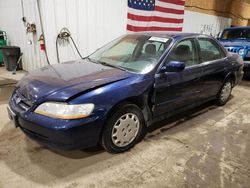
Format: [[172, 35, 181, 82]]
[[111, 113, 140, 147], [220, 82, 232, 102]]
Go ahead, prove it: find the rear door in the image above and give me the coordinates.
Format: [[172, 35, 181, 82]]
[[197, 38, 228, 99], [153, 38, 203, 117]]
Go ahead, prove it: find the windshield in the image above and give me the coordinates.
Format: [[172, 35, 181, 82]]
[[221, 28, 250, 40], [89, 34, 171, 73]]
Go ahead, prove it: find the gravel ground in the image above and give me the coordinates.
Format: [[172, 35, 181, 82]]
[[0, 81, 249, 188]]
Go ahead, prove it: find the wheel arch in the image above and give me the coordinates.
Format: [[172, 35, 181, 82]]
[[98, 95, 151, 147], [105, 95, 151, 124], [225, 72, 236, 87]]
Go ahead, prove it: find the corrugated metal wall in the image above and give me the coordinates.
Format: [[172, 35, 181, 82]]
[[0, 0, 44, 71], [40, 0, 127, 64], [0, 0, 127, 71], [0, 0, 231, 72]]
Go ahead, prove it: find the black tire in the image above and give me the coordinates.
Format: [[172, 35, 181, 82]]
[[101, 104, 146, 153], [216, 79, 232, 106]]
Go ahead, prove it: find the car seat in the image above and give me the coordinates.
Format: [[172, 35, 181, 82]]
[[138, 43, 157, 61], [170, 45, 196, 66], [174, 45, 191, 62], [145, 44, 156, 55]]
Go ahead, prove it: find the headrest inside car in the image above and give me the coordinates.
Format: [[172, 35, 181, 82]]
[[145, 44, 156, 55], [175, 45, 190, 56]]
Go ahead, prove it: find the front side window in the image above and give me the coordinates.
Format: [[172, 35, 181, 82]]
[[89, 35, 172, 73], [198, 38, 225, 62], [166, 39, 199, 67]]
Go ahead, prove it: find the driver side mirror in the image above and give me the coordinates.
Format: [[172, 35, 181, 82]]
[[161, 61, 185, 73]]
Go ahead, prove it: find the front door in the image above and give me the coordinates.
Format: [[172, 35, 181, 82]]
[[153, 38, 203, 117]]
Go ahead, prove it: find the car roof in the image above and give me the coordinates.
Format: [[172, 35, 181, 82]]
[[224, 26, 250, 30], [130, 32, 209, 40]]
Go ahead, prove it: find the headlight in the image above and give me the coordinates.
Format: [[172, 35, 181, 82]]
[[239, 48, 245, 56], [35, 102, 94, 119]]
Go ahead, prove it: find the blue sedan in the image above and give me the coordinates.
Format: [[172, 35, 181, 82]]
[[8, 33, 243, 153]]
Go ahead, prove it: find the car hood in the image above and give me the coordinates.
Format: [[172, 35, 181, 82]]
[[220, 40, 250, 48], [16, 60, 133, 103]]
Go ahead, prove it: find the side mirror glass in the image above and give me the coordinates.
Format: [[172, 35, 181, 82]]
[[161, 61, 185, 72]]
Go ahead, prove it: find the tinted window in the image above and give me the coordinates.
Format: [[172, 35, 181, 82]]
[[167, 39, 199, 67], [221, 28, 250, 40], [198, 38, 225, 62]]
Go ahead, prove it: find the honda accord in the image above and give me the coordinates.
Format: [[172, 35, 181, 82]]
[[8, 33, 243, 153]]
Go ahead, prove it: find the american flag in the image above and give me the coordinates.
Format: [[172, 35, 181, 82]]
[[127, 0, 185, 32]]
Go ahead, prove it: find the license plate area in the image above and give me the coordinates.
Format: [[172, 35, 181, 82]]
[[7, 107, 18, 127]]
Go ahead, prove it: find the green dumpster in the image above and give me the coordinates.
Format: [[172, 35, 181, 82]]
[[0, 31, 7, 65]]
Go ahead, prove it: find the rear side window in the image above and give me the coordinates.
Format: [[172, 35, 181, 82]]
[[198, 38, 226, 62]]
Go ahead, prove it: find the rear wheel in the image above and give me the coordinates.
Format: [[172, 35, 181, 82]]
[[101, 104, 145, 153], [216, 80, 232, 106]]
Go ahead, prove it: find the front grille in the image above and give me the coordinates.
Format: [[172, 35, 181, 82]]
[[19, 101, 30, 111], [12, 90, 32, 111], [226, 47, 238, 53]]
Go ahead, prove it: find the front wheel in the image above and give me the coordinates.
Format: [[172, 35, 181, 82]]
[[101, 104, 145, 153], [216, 80, 232, 106]]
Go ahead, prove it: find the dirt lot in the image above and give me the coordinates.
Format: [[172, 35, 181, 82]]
[[0, 81, 249, 188]]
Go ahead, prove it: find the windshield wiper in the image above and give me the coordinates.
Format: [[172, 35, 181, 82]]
[[83, 56, 99, 64], [98, 61, 127, 71], [84, 57, 131, 72]]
